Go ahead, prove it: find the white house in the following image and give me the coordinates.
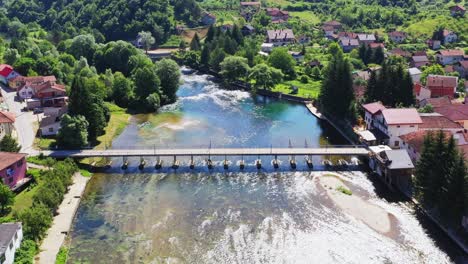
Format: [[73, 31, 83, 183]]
[[442, 30, 458, 44], [260, 43, 274, 53], [413, 83, 431, 102], [266, 29, 295, 46], [408, 67, 422, 83], [0, 111, 15, 140], [17, 85, 35, 100], [436, 49, 465, 65], [362, 102, 422, 148], [388, 31, 406, 43], [0, 223, 23, 264], [39, 115, 61, 136]]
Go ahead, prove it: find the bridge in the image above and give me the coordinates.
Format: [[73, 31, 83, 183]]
[[39, 146, 369, 159]]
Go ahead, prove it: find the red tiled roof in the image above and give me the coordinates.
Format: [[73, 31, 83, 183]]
[[362, 102, 386, 115], [400, 130, 451, 154], [458, 61, 468, 70], [322, 25, 335, 31], [426, 75, 458, 88], [12, 75, 57, 84], [438, 49, 464, 57], [35, 81, 66, 93], [421, 96, 452, 108], [323, 20, 341, 26], [382, 108, 422, 125], [388, 31, 406, 37], [435, 104, 468, 121], [337, 32, 358, 39], [0, 152, 26, 171], [0, 111, 15, 123], [369, 43, 384, 49], [413, 51, 427, 56], [389, 48, 411, 57], [419, 114, 463, 129], [444, 65, 455, 73], [0, 64, 13, 78], [413, 83, 423, 94], [240, 1, 260, 5]]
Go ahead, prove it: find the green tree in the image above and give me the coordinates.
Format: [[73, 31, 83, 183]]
[[67, 34, 97, 62], [112, 72, 135, 107], [146, 93, 161, 112], [138, 31, 155, 53], [155, 59, 181, 103], [190, 33, 201, 51], [373, 46, 385, 64], [268, 48, 296, 79], [0, 182, 14, 214], [3, 48, 20, 65], [414, 132, 436, 204], [56, 115, 89, 149], [18, 204, 53, 241], [200, 44, 211, 67], [209, 48, 226, 72], [249, 63, 283, 91], [319, 43, 355, 118], [421, 64, 444, 85], [220, 56, 250, 83], [133, 66, 160, 100], [0, 135, 21, 152]]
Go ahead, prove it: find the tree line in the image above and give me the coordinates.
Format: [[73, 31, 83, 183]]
[[414, 131, 468, 223]]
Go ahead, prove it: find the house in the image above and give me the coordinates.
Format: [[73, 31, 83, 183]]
[[323, 20, 343, 32], [322, 26, 336, 38], [0, 152, 27, 191], [241, 24, 255, 35], [40, 115, 62, 136], [220, 24, 233, 32], [369, 43, 385, 49], [288, 51, 304, 62], [17, 80, 66, 101], [419, 113, 464, 132], [296, 35, 311, 44], [426, 75, 458, 98], [240, 2, 261, 20], [0, 223, 23, 264], [201, 13, 216, 25], [339, 37, 359, 52], [266, 29, 295, 46], [337, 32, 358, 39], [427, 39, 441, 50], [413, 82, 431, 102], [357, 34, 376, 45], [266, 8, 289, 22], [442, 30, 458, 44], [420, 96, 452, 108], [369, 146, 414, 193], [0, 65, 19, 86], [362, 102, 422, 148], [450, 5, 466, 16], [388, 31, 407, 43], [454, 60, 468, 78], [9, 75, 56, 91], [434, 104, 468, 128], [306, 60, 321, 68], [388, 48, 411, 58], [411, 55, 430, 68], [408, 67, 422, 83], [0, 111, 15, 140], [436, 49, 465, 65], [260, 43, 274, 53]]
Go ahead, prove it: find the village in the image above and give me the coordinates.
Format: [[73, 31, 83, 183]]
[[0, 1, 467, 263]]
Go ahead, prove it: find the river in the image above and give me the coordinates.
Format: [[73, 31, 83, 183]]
[[67, 71, 464, 263]]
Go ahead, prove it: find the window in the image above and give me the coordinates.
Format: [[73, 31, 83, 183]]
[[49, 127, 54, 132], [17, 159, 23, 167], [14, 233, 17, 240], [8, 177, 13, 184], [394, 141, 399, 147], [397, 125, 401, 128], [9, 242, 13, 250], [410, 125, 415, 128]]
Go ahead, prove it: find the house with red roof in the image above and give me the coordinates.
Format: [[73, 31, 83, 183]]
[[399, 131, 453, 161], [9, 75, 57, 91], [388, 48, 411, 58], [411, 55, 430, 68], [436, 49, 464, 65], [413, 82, 431, 102], [0, 152, 27, 191], [339, 37, 359, 52], [266, 8, 289, 22], [420, 96, 452, 108], [369, 43, 385, 49], [434, 104, 468, 128], [362, 102, 422, 148], [426, 75, 458, 98], [388, 31, 407, 43], [450, 5, 466, 17], [418, 113, 464, 132], [0, 65, 20, 85], [0, 111, 15, 140]]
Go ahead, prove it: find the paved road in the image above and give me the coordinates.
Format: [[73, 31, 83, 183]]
[[0, 84, 38, 152], [40, 147, 369, 158], [36, 172, 89, 264]]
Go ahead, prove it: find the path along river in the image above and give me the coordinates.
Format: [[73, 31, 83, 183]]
[[67, 71, 465, 263]]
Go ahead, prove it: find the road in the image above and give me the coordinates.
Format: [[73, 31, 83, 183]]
[[0, 84, 38, 153]]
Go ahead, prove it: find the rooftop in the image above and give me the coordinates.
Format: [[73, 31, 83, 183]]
[[0, 223, 22, 256], [438, 49, 464, 57], [382, 149, 414, 170], [362, 102, 386, 115], [266, 29, 295, 40], [357, 34, 376, 41], [0, 111, 15, 123], [0, 152, 26, 171], [419, 113, 463, 130], [412, 55, 429, 63], [435, 104, 468, 121], [0, 64, 13, 78], [421, 96, 452, 108], [408, 67, 422, 75], [400, 131, 451, 154], [382, 108, 422, 125], [427, 75, 458, 88]]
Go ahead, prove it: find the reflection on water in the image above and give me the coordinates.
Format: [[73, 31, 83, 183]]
[[68, 71, 459, 263]]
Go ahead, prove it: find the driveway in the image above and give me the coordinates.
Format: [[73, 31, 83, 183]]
[[0, 84, 38, 153]]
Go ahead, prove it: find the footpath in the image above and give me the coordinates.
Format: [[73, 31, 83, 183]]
[[35, 172, 89, 264]]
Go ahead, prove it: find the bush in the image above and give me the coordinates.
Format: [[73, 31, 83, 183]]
[[55, 246, 69, 264], [300, 75, 309, 84], [337, 186, 352, 195], [14, 239, 38, 264]]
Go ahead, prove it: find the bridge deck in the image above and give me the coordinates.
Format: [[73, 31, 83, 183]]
[[40, 147, 369, 158]]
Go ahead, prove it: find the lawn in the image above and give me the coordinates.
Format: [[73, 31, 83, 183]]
[[273, 79, 321, 99], [34, 137, 56, 150], [8, 168, 42, 216], [266, 0, 293, 8], [404, 15, 468, 38], [289, 11, 321, 25]]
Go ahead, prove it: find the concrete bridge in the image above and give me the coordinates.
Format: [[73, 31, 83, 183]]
[[40, 146, 369, 159]]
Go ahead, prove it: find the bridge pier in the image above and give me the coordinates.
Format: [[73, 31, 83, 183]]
[[290, 158, 296, 170], [256, 159, 262, 169], [239, 160, 245, 170], [306, 157, 313, 169], [155, 157, 163, 170], [121, 157, 128, 170], [172, 156, 180, 170], [207, 159, 213, 170], [189, 156, 195, 169], [139, 158, 146, 170]]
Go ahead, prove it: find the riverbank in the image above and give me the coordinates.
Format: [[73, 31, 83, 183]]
[[35, 172, 89, 264]]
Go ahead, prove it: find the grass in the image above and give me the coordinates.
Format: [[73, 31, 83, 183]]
[[211, 10, 241, 25], [79, 169, 93, 177], [404, 15, 468, 38], [266, 0, 293, 8], [161, 35, 182, 47], [8, 169, 43, 216], [337, 186, 352, 196], [272, 79, 321, 99], [27, 155, 55, 166], [34, 137, 57, 150], [289, 11, 321, 25], [55, 246, 69, 264]]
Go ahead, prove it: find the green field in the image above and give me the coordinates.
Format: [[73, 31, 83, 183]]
[[289, 11, 321, 25], [404, 15, 468, 38], [273, 79, 321, 99]]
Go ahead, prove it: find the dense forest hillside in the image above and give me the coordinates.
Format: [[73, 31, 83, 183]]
[[0, 0, 201, 43]]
